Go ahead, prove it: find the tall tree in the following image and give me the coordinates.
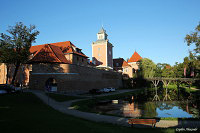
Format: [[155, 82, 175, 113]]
[[0, 22, 39, 85], [182, 52, 200, 78], [185, 22, 200, 54], [139, 58, 156, 78], [0, 35, 16, 83]]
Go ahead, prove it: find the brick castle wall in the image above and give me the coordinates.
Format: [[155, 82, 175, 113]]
[[29, 63, 122, 93]]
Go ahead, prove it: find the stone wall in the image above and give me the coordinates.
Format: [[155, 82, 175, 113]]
[[0, 63, 7, 84], [0, 63, 30, 85], [29, 63, 122, 93]]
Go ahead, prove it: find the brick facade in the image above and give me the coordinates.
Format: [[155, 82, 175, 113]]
[[29, 63, 122, 93]]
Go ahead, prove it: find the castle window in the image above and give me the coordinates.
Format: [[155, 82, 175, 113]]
[[28, 65, 32, 71], [133, 69, 135, 73], [98, 48, 101, 51]]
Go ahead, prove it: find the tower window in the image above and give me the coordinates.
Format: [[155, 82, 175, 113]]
[[98, 48, 101, 51], [109, 51, 111, 55]]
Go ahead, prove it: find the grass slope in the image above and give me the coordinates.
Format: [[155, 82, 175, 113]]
[[0, 93, 174, 133], [46, 92, 82, 102]]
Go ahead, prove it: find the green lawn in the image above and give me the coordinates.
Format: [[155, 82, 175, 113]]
[[46, 92, 82, 102], [0, 92, 175, 133]]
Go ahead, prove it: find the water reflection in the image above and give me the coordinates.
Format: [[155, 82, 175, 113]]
[[123, 102, 141, 117], [156, 105, 192, 118], [94, 100, 199, 118]]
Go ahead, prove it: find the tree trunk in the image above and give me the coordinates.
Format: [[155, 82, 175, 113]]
[[11, 62, 20, 85], [184, 67, 187, 77]]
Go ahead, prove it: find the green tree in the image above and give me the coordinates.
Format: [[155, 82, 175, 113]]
[[0, 35, 16, 83], [155, 63, 171, 77], [185, 22, 200, 54], [139, 58, 156, 78], [173, 62, 184, 78], [154, 63, 163, 77], [155, 63, 175, 78], [0, 22, 39, 84], [182, 52, 200, 78], [185, 22, 200, 78], [161, 64, 175, 78]]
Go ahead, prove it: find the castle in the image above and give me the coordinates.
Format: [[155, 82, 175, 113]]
[[0, 27, 142, 92], [91, 27, 142, 78]]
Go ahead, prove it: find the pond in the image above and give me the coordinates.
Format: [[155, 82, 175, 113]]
[[93, 89, 200, 119], [94, 100, 199, 118]]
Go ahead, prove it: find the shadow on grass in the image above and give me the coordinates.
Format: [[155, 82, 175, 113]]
[[45, 92, 83, 102], [0, 92, 176, 133]]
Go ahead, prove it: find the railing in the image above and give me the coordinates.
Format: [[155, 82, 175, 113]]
[[146, 77, 200, 82], [145, 77, 200, 101]]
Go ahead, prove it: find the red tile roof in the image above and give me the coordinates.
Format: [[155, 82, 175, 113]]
[[122, 60, 130, 67], [30, 45, 43, 55], [165, 65, 171, 69], [29, 44, 70, 64], [49, 44, 70, 63], [128, 51, 142, 63], [30, 41, 88, 58]]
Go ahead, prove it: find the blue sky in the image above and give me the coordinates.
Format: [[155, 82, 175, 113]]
[[0, 0, 200, 65]]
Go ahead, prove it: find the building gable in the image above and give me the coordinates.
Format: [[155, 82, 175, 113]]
[[29, 44, 70, 64], [128, 51, 142, 63]]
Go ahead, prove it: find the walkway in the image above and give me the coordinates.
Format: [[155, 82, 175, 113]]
[[30, 90, 200, 128]]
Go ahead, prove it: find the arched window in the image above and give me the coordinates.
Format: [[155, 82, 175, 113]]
[[132, 68, 136, 73]]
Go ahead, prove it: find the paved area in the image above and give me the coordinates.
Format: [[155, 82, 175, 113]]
[[29, 90, 200, 128]]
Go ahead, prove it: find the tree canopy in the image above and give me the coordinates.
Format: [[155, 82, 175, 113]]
[[185, 22, 200, 78], [0, 22, 39, 84], [139, 58, 156, 78], [185, 22, 200, 54]]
